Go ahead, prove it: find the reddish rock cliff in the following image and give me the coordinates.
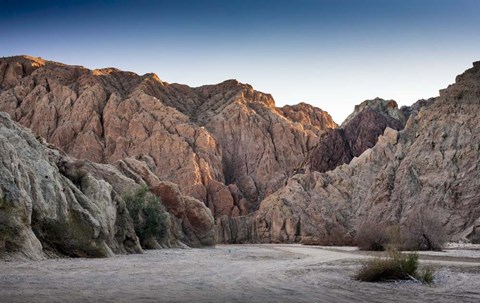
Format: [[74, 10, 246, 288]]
[[0, 56, 337, 220]]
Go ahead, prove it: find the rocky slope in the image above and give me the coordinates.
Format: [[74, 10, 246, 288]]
[[0, 55, 337, 219], [218, 61, 480, 244], [3, 55, 478, 252], [309, 98, 405, 173], [0, 112, 139, 259], [0, 112, 215, 260]]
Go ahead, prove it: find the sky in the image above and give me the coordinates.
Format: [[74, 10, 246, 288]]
[[1, 0, 479, 123]]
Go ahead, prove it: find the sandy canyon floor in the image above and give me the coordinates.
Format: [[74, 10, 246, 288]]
[[1, 244, 480, 303]]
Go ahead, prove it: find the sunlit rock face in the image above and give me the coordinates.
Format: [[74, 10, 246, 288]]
[[0, 56, 337, 219], [218, 62, 480, 245]]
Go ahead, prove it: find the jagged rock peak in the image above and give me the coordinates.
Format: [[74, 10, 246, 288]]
[[1, 55, 47, 65], [307, 97, 405, 173], [0, 55, 337, 222], [341, 97, 405, 127], [279, 102, 338, 132], [218, 60, 480, 245]]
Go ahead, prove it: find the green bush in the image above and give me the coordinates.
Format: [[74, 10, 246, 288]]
[[355, 250, 418, 282], [354, 249, 435, 285], [419, 266, 435, 286], [123, 186, 168, 248]]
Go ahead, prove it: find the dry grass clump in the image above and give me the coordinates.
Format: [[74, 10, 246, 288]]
[[354, 250, 434, 285], [355, 250, 418, 282]]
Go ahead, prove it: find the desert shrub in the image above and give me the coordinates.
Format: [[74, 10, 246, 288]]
[[403, 211, 447, 251], [384, 224, 407, 251], [356, 212, 447, 251], [302, 228, 355, 246], [355, 222, 389, 251], [355, 250, 418, 282], [355, 249, 434, 284], [419, 266, 435, 286], [123, 186, 168, 248], [323, 232, 356, 246]]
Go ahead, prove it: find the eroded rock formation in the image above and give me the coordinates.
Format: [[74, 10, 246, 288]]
[[0, 56, 337, 219], [2, 55, 479, 252], [0, 112, 143, 259], [0, 111, 217, 260], [309, 99, 405, 173], [218, 62, 480, 244]]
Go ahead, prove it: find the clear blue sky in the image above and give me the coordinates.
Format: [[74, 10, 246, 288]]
[[1, 0, 479, 123]]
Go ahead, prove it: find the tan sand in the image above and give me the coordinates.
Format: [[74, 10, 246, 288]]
[[1, 244, 480, 303]]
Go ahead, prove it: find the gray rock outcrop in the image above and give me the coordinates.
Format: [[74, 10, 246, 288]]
[[0, 112, 143, 259]]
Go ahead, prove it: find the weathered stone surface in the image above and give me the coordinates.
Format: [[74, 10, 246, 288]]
[[278, 102, 338, 133], [0, 55, 337, 218], [309, 99, 405, 173], [400, 98, 433, 121], [111, 158, 216, 247], [57, 158, 187, 249], [341, 98, 405, 127], [0, 112, 142, 260], [219, 62, 480, 244]]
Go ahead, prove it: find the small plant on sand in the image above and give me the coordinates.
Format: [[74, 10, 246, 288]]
[[354, 248, 435, 285], [123, 186, 168, 248], [418, 266, 435, 286]]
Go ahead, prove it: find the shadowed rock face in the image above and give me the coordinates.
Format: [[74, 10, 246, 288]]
[[0, 55, 337, 218], [218, 62, 480, 245], [309, 99, 406, 173], [0, 112, 143, 259], [0, 111, 216, 260]]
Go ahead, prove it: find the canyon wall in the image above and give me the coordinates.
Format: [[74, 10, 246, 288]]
[[218, 62, 480, 244]]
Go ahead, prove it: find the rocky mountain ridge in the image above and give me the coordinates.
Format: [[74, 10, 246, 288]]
[[309, 98, 406, 173], [2, 55, 478, 259], [0, 55, 337, 220], [218, 61, 480, 245]]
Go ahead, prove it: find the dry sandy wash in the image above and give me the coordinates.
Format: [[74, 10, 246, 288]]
[[1, 245, 480, 303]]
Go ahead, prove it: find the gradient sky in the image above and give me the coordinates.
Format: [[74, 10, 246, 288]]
[[1, 0, 479, 123]]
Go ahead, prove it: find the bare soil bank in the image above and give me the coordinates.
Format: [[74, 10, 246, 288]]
[[1, 245, 480, 303]]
